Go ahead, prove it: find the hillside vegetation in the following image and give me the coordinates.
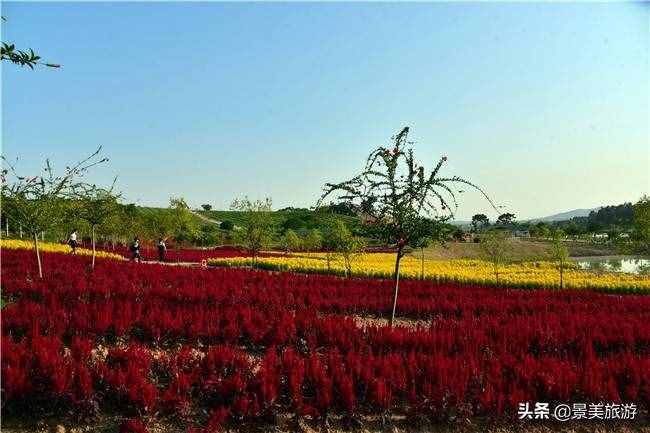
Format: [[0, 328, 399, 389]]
[[2, 202, 362, 249], [199, 208, 360, 233]]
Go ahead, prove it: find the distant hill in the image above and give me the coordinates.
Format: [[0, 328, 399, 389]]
[[529, 208, 599, 223], [452, 209, 597, 226]]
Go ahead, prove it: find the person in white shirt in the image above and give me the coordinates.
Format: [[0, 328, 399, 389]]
[[68, 230, 78, 255]]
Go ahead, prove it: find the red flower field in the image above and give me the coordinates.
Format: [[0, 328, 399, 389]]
[[1, 249, 649, 431]]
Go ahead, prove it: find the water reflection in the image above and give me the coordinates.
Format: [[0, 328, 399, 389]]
[[574, 256, 650, 275]]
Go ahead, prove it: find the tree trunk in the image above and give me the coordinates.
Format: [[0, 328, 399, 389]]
[[33, 232, 43, 279], [420, 247, 425, 280], [5, 220, 8, 237], [559, 263, 563, 289], [91, 225, 97, 270], [389, 250, 403, 327], [19, 225, 23, 238]]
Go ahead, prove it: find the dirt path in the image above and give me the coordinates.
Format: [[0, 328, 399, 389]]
[[134, 259, 203, 267], [190, 209, 221, 225]]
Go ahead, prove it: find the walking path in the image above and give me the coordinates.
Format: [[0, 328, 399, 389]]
[[145, 260, 202, 267], [190, 209, 221, 225]]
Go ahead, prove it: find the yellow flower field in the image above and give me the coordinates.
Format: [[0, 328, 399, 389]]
[[1, 239, 125, 261], [208, 252, 650, 293]]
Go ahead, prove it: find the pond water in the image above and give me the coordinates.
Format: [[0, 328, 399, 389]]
[[572, 256, 650, 275]]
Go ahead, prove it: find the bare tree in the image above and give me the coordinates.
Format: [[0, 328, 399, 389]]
[[319, 127, 496, 326]]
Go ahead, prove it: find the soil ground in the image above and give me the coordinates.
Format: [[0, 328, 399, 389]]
[[1, 413, 648, 433]]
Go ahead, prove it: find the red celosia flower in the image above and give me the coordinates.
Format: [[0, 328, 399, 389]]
[[2, 249, 649, 422]]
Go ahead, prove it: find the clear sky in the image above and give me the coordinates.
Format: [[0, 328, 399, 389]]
[[2, 1, 648, 220]]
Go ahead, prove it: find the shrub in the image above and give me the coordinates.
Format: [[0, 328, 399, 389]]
[[220, 220, 234, 231]]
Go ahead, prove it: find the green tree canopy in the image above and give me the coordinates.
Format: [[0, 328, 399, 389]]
[[496, 212, 516, 227], [220, 220, 234, 231], [633, 195, 650, 253], [231, 197, 275, 267], [75, 184, 120, 269], [323, 218, 365, 277], [479, 230, 512, 286], [281, 229, 303, 254], [303, 228, 323, 252], [169, 197, 200, 245], [471, 214, 490, 232]]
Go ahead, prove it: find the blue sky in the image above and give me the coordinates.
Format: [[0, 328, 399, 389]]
[[2, 1, 648, 220]]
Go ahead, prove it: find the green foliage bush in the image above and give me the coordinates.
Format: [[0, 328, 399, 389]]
[[220, 220, 234, 231]]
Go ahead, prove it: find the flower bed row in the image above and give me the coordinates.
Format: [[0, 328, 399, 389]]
[[2, 249, 649, 430], [0, 239, 280, 264], [1, 239, 125, 261], [96, 244, 264, 263], [208, 253, 650, 293]]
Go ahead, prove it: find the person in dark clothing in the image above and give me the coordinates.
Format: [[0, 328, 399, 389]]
[[130, 237, 142, 262], [68, 229, 79, 255], [157, 238, 167, 262]]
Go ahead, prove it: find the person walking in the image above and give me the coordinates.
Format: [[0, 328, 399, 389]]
[[157, 237, 167, 262], [130, 237, 142, 263], [68, 229, 79, 255]]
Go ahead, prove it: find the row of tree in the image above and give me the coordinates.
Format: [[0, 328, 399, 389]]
[[478, 229, 569, 288], [470, 212, 515, 232], [1, 148, 112, 277], [228, 198, 366, 276], [523, 198, 649, 254], [471, 201, 646, 236], [0, 147, 234, 276]]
